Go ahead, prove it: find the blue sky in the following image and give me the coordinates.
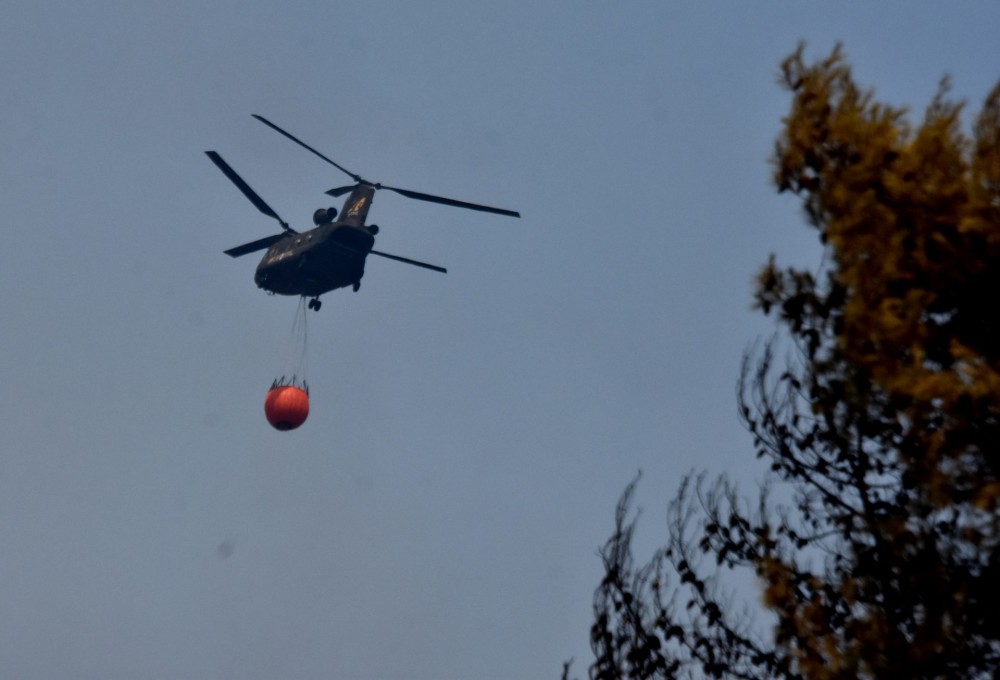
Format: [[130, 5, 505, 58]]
[[2, 2, 998, 678]]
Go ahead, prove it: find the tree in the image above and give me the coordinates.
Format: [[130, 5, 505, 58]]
[[577, 45, 1000, 680]]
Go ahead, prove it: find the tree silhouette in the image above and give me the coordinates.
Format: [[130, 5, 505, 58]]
[[577, 45, 1000, 679]]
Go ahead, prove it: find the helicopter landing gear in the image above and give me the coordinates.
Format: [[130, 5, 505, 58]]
[[307, 297, 322, 311], [352, 281, 361, 292]]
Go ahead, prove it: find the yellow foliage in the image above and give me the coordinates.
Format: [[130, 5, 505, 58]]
[[761, 44, 1000, 679]]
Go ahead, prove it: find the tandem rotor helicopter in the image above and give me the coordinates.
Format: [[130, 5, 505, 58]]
[[206, 115, 520, 311]]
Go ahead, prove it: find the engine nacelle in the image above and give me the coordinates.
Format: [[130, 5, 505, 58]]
[[312, 207, 338, 225]]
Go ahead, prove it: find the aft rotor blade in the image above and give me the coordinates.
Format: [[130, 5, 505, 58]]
[[205, 151, 290, 230], [252, 114, 359, 182], [383, 186, 520, 218], [370, 249, 447, 273], [250, 115, 519, 218], [326, 184, 359, 198], [224, 233, 288, 258]]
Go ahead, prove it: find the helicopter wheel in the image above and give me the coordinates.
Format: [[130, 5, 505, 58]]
[[308, 298, 322, 311], [352, 281, 361, 292]]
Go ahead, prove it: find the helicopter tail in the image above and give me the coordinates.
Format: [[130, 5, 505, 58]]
[[334, 184, 376, 226]]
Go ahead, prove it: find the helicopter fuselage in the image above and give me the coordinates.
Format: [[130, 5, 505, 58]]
[[254, 222, 375, 297], [208, 115, 518, 311]]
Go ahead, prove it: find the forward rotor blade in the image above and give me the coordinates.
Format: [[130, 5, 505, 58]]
[[252, 114, 359, 182], [370, 249, 447, 273], [384, 186, 520, 218], [327, 240, 447, 273], [205, 151, 290, 230], [224, 233, 288, 258]]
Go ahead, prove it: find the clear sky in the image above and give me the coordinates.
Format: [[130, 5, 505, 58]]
[[2, 2, 998, 678]]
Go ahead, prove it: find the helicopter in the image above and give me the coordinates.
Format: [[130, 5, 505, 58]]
[[207, 115, 520, 311]]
